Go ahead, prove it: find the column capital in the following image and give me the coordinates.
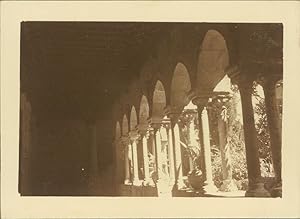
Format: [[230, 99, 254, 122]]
[[148, 117, 162, 130], [181, 109, 198, 124], [226, 64, 258, 91], [257, 73, 282, 91], [161, 116, 171, 129], [188, 89, 230, 108], [164, 105, 182, 124], [128, 130, 140, 142], [137, 123, 150, 136], [113, 137, 122, 146], [120, 136, 130, 146]]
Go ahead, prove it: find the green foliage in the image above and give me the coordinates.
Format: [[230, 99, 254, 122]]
[[209, 85, 248, 190]]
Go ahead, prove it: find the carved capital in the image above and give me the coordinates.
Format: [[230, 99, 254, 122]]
[[120, 136, 130, 146], [148, 116, 162, 130], [137, 123, 149, 135], [164, 105, 182, 123], [257, 73, 282, 92], [128, 130, 140, 142], [188, 89, 229, 108], [226, 64, 257, 90]]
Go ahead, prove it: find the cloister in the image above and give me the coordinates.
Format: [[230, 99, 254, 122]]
[[19, 22, 283, 197]]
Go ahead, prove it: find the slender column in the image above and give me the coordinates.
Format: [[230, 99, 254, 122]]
[[173, 123, 185, 188], [160, 126, 169, 179], [148, 128, 157, 176], [155, 128, 163, 180], [217, 104, 238, 192], [187, 112, 198, 171], [142, 134, 151, 184], [122, 136, 131, 184], [129, 130, 141, 185], [167, 124, 175, 183], [166, 109, 185, 189], [262, 76, 282, 197], [238, 79, 270, 197], [199, 106, 217, 193]]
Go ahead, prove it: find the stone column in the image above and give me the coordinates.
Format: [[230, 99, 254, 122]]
[[154, 127, 163, 181], [160, 125, 169, 179], [238, 78, 270, 197], [187, 111, 198, 172], [138, 123, 151, 185], [122, 136, 131, 184], [129, 130, 141, 185], [142, 134, 151, 184], [173, 123, 185, 188], [87, 120, 98, 191], [262, 76, 282, 197], [166, 123, 175, 184], [197, 104, 217, 193], [217, 103, 238, 192], [167, 109, 185, 189], [146, 127, 157, 184]]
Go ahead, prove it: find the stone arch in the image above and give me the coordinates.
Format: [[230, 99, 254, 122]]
[[152, 80, 167, 118], [122, 114, 129, 135], [139, 95, 150, 124], [197, 30, 229, 91], [130, 106, 138, 131], [171, 62, 192, 110], [115, 121, 121, 140]]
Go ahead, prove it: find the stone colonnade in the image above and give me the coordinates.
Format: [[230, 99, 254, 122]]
[[115, 67, 282, 197]]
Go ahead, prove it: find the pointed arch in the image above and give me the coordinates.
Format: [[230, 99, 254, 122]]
[[130, 106, 138, 131], [139, 95, 150, 124], [152, 80, 166, 118], [171, 62, 192, 109], [115, 121, 121, 140], [197, 30, 229, 90], [122, 114, 129, 135]]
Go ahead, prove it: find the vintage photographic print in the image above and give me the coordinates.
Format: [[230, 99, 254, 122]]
[[1, 1, 300, 218], [19, 22, 283, 198]]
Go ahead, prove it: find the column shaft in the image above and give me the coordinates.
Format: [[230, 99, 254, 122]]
[[173, 124, 184, 188], [188, 118, 197, 171], [168, 127, 175, 182], [124, 143, 131, 184], [263, 80, 282, 197], [142, 135, 151, 183], [239, 83, 270, 197], [155, 129, 163, 180], [218, 108, 237, 192], [198, 107, 216, 190], [131, 140, 140, 184]]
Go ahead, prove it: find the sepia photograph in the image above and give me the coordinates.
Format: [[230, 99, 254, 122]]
[[19, 22, 283, 198], [1, 1, 300, 218]]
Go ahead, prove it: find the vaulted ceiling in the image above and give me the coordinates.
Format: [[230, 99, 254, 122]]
[[21, 22, 171, 120]]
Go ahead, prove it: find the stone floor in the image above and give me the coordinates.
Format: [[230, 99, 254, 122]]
[[173, 188, 246, 197]]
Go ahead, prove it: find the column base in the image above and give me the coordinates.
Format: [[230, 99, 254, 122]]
[[143, 178, 154, 186], [124, 179, 131, 185], [219, 179, 238, 192], [270, 182, 282, 198], [132, 179, 143, 186], [245, 182, 271, 197]]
